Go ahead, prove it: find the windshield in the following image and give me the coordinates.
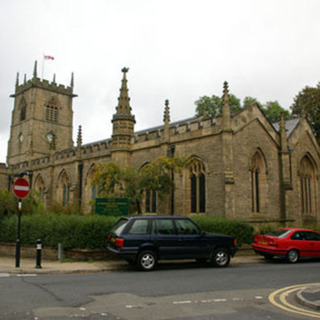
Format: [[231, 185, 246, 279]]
[[110, 218, 129, 236], [266, 229, 292, 238]]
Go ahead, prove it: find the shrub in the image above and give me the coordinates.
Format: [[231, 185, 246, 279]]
[[0, 213, 254, 250], [191, 216, 254, 246], [0, 214, 119, 249]]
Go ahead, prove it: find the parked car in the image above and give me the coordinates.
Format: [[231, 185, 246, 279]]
[[107, 215, 238, 271], [252, 227, 320, 263]]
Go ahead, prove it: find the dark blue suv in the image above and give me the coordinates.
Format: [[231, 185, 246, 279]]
[[107, 216, 238, 271]]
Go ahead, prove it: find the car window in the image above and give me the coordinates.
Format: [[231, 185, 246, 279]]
[[266, 229, 292, 238], [110, 218, 129, 236], [291, 232, 305, 240], [175, 219, 200, 235], [304, 231, 320, 241], [127, 219, 149, 235], [155, 219, 175, 235]]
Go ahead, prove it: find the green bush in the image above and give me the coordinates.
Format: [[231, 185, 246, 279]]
[[0, 214, 119, 249], [191, 216, 254, 246], [0, 213, 254, 250]]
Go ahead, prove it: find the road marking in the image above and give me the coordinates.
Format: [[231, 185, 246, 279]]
[[16, 274, 37, 277], [269, 283, 320, 319], [173, 300, 192, 304]]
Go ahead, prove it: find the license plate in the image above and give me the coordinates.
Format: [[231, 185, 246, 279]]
[[259, 241, 268, 245]]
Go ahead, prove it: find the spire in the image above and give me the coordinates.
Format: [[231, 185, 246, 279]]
[[280, 112, 288, 152], [33, 61, 38, 79], [77, 125, 82, 148], [163, 99, 170, 141], [24, 74, 27, 84], [164, 99, 170, 124], [116, 67, 131, 115], [70, 72, 74, 88], [53, 74, 56, 83], [222, 81, 231, 130], [15, 72, 19, 88]]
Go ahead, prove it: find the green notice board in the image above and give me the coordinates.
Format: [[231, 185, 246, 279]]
[[95, 198, 129, 216]]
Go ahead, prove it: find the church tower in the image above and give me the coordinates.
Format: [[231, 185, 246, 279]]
[[111, 67, 135, 167], [7, 61, 76, 165]]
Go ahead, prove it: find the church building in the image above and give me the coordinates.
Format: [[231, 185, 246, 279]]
[[1, 61, 319, 226]]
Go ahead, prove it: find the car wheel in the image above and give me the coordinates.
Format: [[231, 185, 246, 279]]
[[211, 248, 230, 268], [286, 249, 299, 263], [136, 250, 157, 271]]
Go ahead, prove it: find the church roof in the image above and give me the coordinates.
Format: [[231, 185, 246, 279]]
[[272, 116, 301, 137]]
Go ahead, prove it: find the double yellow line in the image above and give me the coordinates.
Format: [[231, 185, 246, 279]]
[[269, 284, 320, 318]]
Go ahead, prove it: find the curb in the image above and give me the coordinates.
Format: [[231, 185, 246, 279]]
[[295, 287, 320, 311]]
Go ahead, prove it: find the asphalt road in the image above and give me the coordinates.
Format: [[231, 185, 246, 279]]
[[1, 259, 320, 320]]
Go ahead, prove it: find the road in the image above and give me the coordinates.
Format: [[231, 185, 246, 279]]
[[1, 259, 319, 320]]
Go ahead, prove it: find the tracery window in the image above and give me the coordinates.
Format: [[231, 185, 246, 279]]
[[59, 171, 70, 206], [300, 155, 317, 216], [189, 160, 206, 213], [34, 175, 45, 204], [145, 189, 157, 213], [45, 98, 59, 122], [250, 150, 267, 214]]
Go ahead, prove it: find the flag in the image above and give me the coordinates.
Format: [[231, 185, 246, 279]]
[[44, 55, 54, 60]]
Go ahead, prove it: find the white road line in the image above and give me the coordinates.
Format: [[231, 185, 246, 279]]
[[16, 274, 37, 277], [173, 300, 192, 305]]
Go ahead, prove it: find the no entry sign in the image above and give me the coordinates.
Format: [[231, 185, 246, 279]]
[[13, 178, 30, 198]]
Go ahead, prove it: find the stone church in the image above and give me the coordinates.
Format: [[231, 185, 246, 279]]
[[1, 61, 319, 226]]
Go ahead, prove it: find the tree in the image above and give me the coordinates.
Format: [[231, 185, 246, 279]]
[[262, 101, 290, 122], [243, 96, 262, 109], [91, 157, 186, 214], [291, 83, 320, 139], [195, 94, 242, 117]]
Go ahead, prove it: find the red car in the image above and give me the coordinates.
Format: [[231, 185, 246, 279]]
[[252, 228, 320, 263]]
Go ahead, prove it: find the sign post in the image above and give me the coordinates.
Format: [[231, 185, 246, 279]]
[[13, 178, 30, 268]]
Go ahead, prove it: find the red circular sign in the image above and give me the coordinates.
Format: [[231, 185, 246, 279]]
[[13, 178, 30, 198]]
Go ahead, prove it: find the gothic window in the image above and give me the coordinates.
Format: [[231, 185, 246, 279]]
[[34, 175, 46, 204], [250, 150, 267, 213], [45, 98, 59, 122], [145, 189, 157, 213], [299, 155, 317, 216], [58, 171, 70, 206], [19, 98, 27, 121], [189, 159, 206, 213]]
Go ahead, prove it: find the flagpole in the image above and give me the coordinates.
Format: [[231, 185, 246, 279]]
[[42, 54, 44, 80]]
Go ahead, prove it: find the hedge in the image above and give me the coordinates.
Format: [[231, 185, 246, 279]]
[[0, 214, 254, 250], [191, 216, 254, 246], [0, 214, 119, 249]]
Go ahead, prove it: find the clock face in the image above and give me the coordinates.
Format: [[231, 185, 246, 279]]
[[18, 133, 24, 143], [46, 132, 54, 143]]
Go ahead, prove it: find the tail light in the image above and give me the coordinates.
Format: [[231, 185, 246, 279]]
[[234, 239, 237, 246], [115, 238, 124, 247]]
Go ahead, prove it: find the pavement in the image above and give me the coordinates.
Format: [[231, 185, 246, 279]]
[[0, 254, 319, 311]]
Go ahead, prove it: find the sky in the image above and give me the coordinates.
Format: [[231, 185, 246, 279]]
[[1, 0, 320, 163]]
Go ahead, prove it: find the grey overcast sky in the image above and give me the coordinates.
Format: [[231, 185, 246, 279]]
[[1, 0, 320, 163]]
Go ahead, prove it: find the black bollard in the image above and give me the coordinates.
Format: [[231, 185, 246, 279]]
[[35, 239, 42, 269]]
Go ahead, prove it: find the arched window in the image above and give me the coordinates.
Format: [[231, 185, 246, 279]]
[[300, 155, 317, 216], [189, 159, 206, 213], [45, 98, 59, 122], [19, 98, 27, 121], [59, 171, 70, 206], [145, 189, 157, 213], [34, 174, 46, 204], [250, 150, 267, 213]]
